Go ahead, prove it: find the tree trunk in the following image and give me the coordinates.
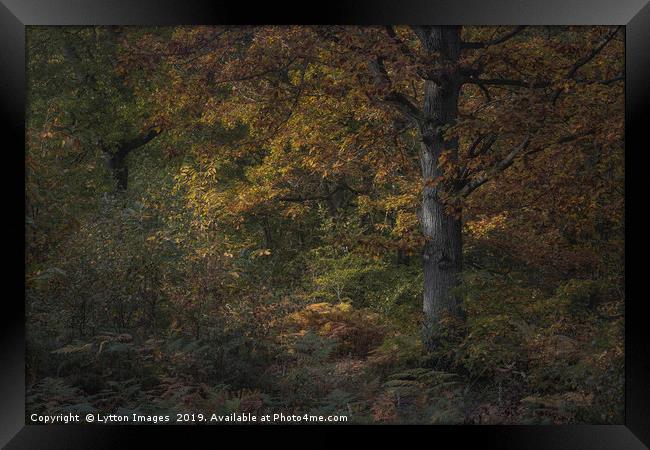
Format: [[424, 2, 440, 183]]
[[396, 247, 410, 265], [415, 26, 463, 349], [420, 184, 462, 347], [102, 129, 160, 192], [107, 151, 129, 190]]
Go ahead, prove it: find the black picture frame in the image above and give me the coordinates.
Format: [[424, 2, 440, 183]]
[[1, 1, 647, 448]]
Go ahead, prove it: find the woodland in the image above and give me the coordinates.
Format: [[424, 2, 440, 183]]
[[25, 25, 624, 424]]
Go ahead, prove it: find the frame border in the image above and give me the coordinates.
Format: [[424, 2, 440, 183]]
[[2, 1, 648, 448]]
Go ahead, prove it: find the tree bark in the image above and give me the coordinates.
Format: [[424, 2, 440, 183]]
[[414, 26, 463, 349], [107, 151, 129, 190], [103, 128, 160, 191]]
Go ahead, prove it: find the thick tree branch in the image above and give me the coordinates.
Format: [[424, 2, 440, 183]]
[[62, 35, 162, 159], [123, 128, 161, 152], [384, 25, 417, 61], [277, 194, 331, 203], [551, 26, 622, 103], [464, 72, 620, 91], [463, 27, 621, 99], [565, 27, 621, 80], [476, 82, 492, 102], [464, 77, 551, 89], [571, 75, 624, 86], [459, 135, 531, 197], [524, 129, 595, 156], [459, 128, 596, 198], [277, 183, 361, 203], [599, 76, 624, 85], [384, 92, 423, 123], [462, 26, 527, 49], [369, 57, 422, 123], [110, 128, 162, 159], [467, 133, 498, 158]]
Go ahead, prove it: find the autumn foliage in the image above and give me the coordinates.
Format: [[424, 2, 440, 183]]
[[26, 25, 623, 424]]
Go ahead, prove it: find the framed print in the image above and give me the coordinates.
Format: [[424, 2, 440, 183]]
[[1, 0, 648, 448]]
